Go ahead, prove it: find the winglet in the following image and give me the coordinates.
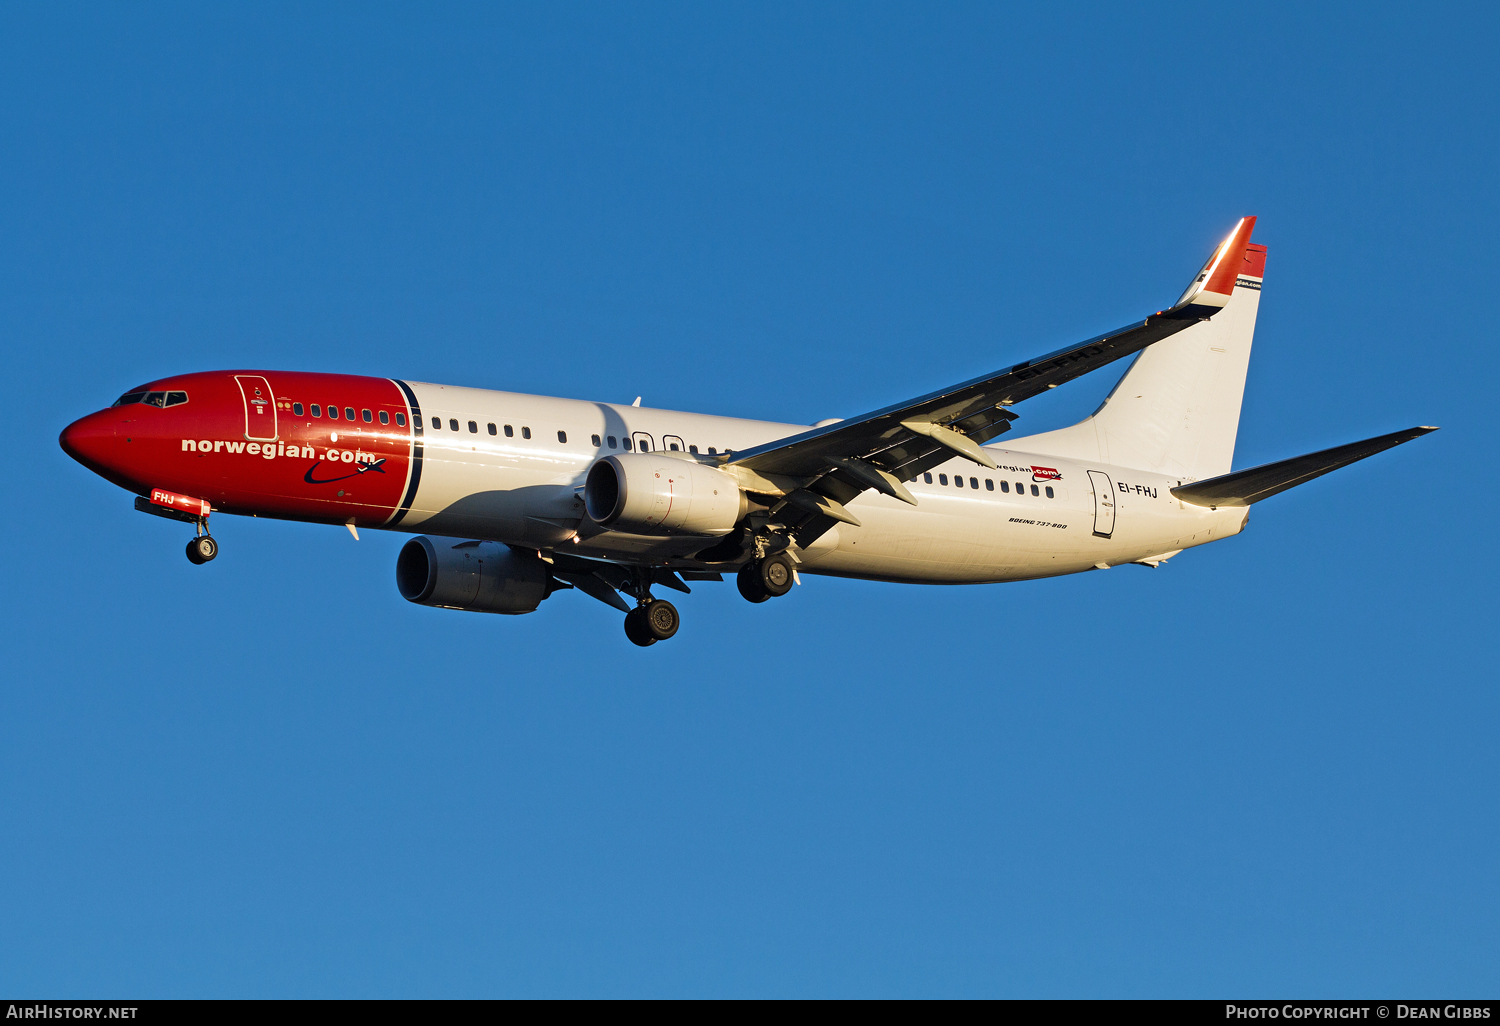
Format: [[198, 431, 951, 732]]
[[1169, 216, 1257, 318]]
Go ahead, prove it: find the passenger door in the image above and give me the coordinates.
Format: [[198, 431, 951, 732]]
[[1088, 471, 1116, 538], [632, 431, 654, 453], [235, 375, 278, 441]]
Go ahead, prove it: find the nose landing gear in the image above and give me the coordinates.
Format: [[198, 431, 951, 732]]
[[185, 518, 218, 564], [134, 494, 219, 565], [186, 533, 218, 564]]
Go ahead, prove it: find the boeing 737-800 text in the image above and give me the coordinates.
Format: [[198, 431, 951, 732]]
[[60, 218, 1435, 646]]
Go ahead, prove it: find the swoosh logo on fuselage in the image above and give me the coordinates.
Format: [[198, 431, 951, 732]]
[[303, 458, 387, 485]]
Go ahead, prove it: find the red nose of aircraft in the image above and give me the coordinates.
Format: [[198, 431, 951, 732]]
[[60, 408, 140, 490]]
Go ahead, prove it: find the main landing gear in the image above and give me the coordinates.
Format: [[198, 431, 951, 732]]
[[622, 567, 681, 648], [737, 552, 795, 603], [617, 552, 796, 647], [623, 599, 679, 647]]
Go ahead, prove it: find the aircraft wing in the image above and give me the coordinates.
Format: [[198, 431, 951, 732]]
[[720, 217, 1259, 536]]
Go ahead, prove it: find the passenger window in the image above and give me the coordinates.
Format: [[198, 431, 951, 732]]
[[488, 423, 497, 435], [166, 391, 189, 407], [504, 425, 514, 437], [1000, 480, 1009, 493], [669, 442, 678, 451], [985, 479, 994, 491], [1016, 481, 1024, 493], [522, 427, 531, 440], [970, 477, 979, 489], [689, 445, 698, 454], [395, 413, 406, 427], [362, 409, 373, 423], [1031, 484, 1039, 496], [1045, 486, 1055, 498], [293, 403, 304, 416], [330, 407, 342, 420], [379, 411, 389, 425], [939, 474, 948, 485], [449, 419, 459, 431], [311, 404, 322, 417], [467, 421, 477, 433], [143, 392, 166, 407], [607, 436, 617, 448], [623, 437, 632, 450], [592, 434, 601, 446], [924, 473, 933, 483], [345, 408, 355, 420], [954, 475, 963, 487], [558, 430, 567, 443], [708, 447, 716, 455]]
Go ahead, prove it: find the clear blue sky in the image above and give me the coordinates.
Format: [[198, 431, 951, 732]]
[[2, 2, 1494, 998]]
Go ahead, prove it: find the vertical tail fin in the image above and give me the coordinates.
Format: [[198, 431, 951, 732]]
[[1016, 240, 1267, 481]]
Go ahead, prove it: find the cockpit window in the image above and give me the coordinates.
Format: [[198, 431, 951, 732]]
[[165, 391, 188, 407], [142, 392, 167, 407], [112, 392, 147, 407]]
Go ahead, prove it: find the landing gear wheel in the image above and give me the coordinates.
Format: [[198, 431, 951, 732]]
[[186, 535, 218, 565], [624, 600, 680, 646], [759, 553, 795, 597], [643, 599, 679, 640], [737, 563, 770, 603], [623, 607, 657, 647]]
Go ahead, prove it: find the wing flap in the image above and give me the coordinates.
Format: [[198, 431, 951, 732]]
[[552, 569, 633, 612]]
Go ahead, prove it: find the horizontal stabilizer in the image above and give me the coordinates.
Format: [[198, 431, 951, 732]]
[[1171, 426, 1438, 508]]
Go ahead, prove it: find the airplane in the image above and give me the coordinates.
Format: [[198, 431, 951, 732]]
[[59, 217, 1436, 647]]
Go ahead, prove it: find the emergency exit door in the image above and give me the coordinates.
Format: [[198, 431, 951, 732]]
[[1088, 470, 1116, 538], [235, 375, 278, 441]]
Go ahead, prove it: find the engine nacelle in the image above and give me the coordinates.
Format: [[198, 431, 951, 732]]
[[396, 536, 550, 615], [584, 454, 746, 536]]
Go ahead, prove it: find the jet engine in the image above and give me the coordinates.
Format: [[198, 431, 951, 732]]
[[584, 454, 746, 536], [396, 536, 551, 615]]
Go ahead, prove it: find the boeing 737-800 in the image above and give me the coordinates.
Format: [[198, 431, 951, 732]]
[[60, 218, 1435, 646]]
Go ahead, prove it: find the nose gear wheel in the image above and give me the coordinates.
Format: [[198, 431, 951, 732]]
[[186, 534, 218, 564]]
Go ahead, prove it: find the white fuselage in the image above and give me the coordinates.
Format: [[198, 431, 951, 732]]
[[392, 382, 1248, 584]]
